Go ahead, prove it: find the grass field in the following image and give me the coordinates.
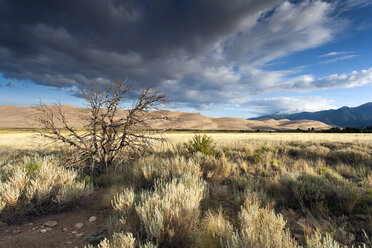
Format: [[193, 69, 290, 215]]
[[1, 130, 371, 247], [1, 131, 371, 149]]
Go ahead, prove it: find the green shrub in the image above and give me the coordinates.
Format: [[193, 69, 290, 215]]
[[295, 174, 336, 208], [184, 135, 219, 157], [253, 145, 277, 163], [278, 174, 335, 211], [21, 161, 42, 177]]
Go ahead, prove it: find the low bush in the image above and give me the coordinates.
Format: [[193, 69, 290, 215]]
[[195, 191, 298, 248], [184, 135, 220, 157], [253, 145, 277, 163], [305, 230, 365, 248], [135, 175, 207, 247], [132, 155, 202, 188], [277, 169, 366, 215], [86, 232, 158, 248], [237, 195, 298, 248], [0, 155, 91, 223], [327, 148, 371, 167], [199, 153, 236, 181], [195, 211, 237, 248], [109, 174, 207, 247]]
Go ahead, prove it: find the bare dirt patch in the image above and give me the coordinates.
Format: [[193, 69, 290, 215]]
[[0, 189, 110, 248]]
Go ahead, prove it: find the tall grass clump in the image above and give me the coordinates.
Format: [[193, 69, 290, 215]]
[[85, 232, 158, 248], [276, 168, 368, 215], [135, 175, 207, 247], [196, 211, 237, 248], [132, 155, 202, 188], [87, 232, 136, 248], [306, 230, 369, 248], [195, 191, 298, 248], [237, 195, 298, 248], [192, 152, 236, 181], [110, 174, 207, 247], [327, 148, 371, 167], [0, 155, 91, 223]]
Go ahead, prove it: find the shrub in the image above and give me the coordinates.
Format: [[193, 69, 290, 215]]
[[196, 211, 237, 248], [278, 173, 339, 213], [237, 196, 298, 248], [21, 161, 42, 177], [277, 170, 365, 215], [196, 191, 297, 248], [253, 145, 277, 164], [132, 155, 202, 188], [319, 169, 364, 213], [184, 135, 219, 157], [327, 149, 370, 166], [135, 175, 207, 247], [111, 188, 136, 231], [199, 153, 235, 181], [86, 232, 136, 248], [0, 155, 91, 223], [306, 230, 353, 248], [294, 174, 336, 209], [86, 232, 159, 248]]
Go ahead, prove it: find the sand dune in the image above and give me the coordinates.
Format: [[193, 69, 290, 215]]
[[0, 105, 332, 130]]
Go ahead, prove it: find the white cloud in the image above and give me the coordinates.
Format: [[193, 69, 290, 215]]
[[319, 51, 353, 57], [319, 54, 357, 64], [223, 0, 338, 66], [288, 68, 372, 90], [247, 96, 336, 115], [157, 0, 345, 106]]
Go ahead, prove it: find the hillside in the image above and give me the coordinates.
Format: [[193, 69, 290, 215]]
[[249, 102, 372, 128], [0, 105, 331, 131]]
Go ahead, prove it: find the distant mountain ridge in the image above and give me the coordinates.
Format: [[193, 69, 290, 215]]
[[249, 102, 372, 128]]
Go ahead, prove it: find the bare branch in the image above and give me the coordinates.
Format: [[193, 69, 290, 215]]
[[37, 78, 167, 175]]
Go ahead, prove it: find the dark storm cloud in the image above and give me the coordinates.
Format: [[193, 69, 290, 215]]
[[0, 0, 280, 86], [0, 0, 370, 110]]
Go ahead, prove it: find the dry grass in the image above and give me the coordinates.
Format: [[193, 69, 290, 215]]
[[0, 153, 92, 223], [1, 132, 372, 150], [1, 130, 371, 247]]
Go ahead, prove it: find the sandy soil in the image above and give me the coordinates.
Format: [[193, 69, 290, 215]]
[[0, 189, 110, 248]]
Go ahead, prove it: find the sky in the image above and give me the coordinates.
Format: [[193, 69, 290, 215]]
[[0, 0, 371, 118]]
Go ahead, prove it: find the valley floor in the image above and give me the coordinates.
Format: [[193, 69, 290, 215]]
[[0, 131, 371, 247]]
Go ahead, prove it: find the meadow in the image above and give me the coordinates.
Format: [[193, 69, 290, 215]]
[[0, 131, 371, 247]]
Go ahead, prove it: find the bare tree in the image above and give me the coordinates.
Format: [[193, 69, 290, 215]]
[[38, 78, 167, 175]]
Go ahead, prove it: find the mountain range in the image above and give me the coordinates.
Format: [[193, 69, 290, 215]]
[[249, 102, 372, 128]]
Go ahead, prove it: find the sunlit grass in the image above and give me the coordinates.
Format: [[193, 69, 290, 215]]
[[1, 130, 371, 247]]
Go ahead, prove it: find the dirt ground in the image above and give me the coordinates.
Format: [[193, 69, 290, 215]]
[[0, 189, 110, 248]]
